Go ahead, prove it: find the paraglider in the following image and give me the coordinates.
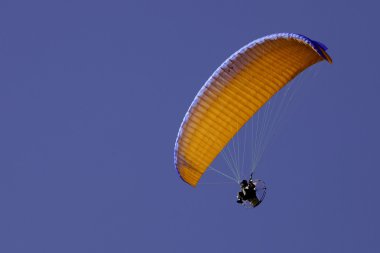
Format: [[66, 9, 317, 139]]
[[236, 174, 266, 207], [174, 33, 332, 207]]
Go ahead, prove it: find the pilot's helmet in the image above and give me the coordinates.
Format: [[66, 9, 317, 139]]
[[240, 180, 248, 187]]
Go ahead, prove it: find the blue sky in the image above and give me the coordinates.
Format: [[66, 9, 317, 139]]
[[0, 0, 379, 252]]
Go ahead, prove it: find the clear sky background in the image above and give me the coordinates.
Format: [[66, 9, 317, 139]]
[[1, 0, 379, 252]]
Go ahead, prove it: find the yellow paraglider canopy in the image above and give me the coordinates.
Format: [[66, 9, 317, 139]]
[[174, 33, 332, 186]]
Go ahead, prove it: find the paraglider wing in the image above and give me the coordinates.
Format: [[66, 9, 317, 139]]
[[174, 33, 332, 186]]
